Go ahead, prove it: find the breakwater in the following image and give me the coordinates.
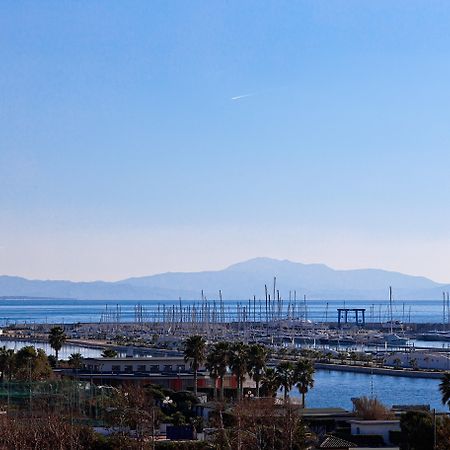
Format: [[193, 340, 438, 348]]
[[315, 362, 445, 379]]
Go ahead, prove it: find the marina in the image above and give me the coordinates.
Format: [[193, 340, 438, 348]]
[[0, 297, 449, 325]]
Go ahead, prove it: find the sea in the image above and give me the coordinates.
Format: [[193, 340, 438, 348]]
[[0, 298, 447, 325]]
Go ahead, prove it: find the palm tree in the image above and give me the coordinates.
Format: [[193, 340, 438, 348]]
[[183, 335, 206, 396], [276, 361, 295, 401], [247, 344, 269, 397], [101, 348, 118, 358], [393, 357, 402, 369], [68, 352, 83, 370], [440, 373, 450, 409], [294, 358, 315, 408], [205, 342, 229, 400], [260, 367, 280, 397], [229, 342, 249, 401], [48, 326, 67, 361], [216, 342, 231, 401]]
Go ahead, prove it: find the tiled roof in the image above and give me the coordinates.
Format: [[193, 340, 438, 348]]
[[319, 435, 358, 448]]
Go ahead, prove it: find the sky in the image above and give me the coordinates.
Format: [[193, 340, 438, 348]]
[[1, 1, 450, 283]]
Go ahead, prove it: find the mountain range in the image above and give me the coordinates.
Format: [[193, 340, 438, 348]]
[[0, 257, 448, 301]]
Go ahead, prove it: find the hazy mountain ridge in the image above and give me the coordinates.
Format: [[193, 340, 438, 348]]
[[0, 258, 448, 300]]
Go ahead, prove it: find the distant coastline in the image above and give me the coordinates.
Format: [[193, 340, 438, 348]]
[[0, 296, 77, 301]]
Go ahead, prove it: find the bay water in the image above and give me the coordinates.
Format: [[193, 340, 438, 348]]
[[0, 298, 446, 325]]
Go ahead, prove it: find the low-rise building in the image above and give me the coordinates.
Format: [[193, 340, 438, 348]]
[[83, 356, 188, 374], [64, 356, 250, 394], [350, 420, 400, 446], [385, 350, 450, 370]]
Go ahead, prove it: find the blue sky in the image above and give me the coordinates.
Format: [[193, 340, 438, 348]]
[[1, 1, 450, 282]]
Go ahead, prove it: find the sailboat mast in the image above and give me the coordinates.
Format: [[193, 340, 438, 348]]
[[389, 286, 393, 334], [444, 292, 447, 332]]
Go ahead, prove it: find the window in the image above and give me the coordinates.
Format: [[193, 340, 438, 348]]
[[163, 365, 172, 372], [124, 365, 133, 373], [112, 365, 120, 373], [137, 365, 146, 372], [150, 365, 159, 373]]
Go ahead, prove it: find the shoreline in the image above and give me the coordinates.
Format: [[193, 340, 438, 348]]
[[1, 335, 446, 378], [0, 335, 111, 351], [315, 362, 446, 379]]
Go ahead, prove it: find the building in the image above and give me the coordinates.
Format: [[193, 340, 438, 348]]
[[385, 350, 450, 370], [83, 356, 189, 374], [350, 420, 400, 446], [64, 356, 249, 394]]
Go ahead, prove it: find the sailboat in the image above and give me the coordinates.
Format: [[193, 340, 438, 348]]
[[379, 287, 408, 345]]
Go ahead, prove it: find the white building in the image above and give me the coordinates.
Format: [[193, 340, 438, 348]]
[[350, 420, 400, 446], [385, 350, 450, 370]]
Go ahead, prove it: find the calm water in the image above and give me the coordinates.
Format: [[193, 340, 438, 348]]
[[0, 339, 103, 359], [0, 298, 447, 325], [291, 369, 446, 412]]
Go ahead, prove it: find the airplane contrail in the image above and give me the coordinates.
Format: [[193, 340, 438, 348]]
[[231, 93, 255, 101]]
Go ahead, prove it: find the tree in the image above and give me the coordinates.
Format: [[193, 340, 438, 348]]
[[350, 352, 359, 365], [47, 354, 57, 368], [352, 397, 394, 420], [400, 411, 434, 450], [260, 367, 280, 398], [102, 385, 158, 444], [276, 361, 295, 401], [294, 359, 315, 408], [0, 346, 15, 382], [68, 352, 83, 370], [0, 414, 99, 450], [184, 335, 206, 396], [48, 326, 67, 361], [221, 398, 312, 450], [440, 372, 450, 409], [101, 348, 118, 358], [14, 346, 52, 381], [436, 415, 450, 450], [206, 342, 230, 400], [393, 357, 402, 369], [229, 342, 249, 401], [247, 344, 269, 398]]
